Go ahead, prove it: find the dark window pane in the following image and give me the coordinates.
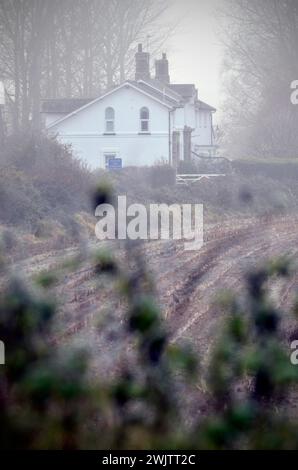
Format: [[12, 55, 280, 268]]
[[106, 120, 114, 132], [141, 120, 149, 132], [105, 107, 115, 120], [140, 107, 149, 119]]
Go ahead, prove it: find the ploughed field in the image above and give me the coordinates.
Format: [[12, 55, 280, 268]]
[[5, 213, 298, 377]]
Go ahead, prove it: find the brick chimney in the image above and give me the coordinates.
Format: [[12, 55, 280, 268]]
[[155, 53, 170, 84], [135, 44, 150, 81]]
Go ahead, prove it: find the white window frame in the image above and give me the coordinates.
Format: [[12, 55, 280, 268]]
[[140, 107, 150, 133], [104, 152, 116, 169], [102, 148, 120, 169], [105, 107, 115, 133]]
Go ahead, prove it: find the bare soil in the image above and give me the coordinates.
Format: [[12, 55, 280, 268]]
[[4, 213, 298, 369]]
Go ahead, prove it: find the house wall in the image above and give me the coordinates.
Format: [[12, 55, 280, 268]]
[[48, 86, 170, 169], [171, 104, 196, 130], [171, 102, 209, 162], [192, 110, 213, 148], [171, 105, 196, 163], [184, 101, 197, 128]]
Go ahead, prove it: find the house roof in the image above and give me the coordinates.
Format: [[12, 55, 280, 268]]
[[42, 80, 182, 116], [42, 79, 216, 129], [137, 78, 183, 101], [196, 99, 216, 112], [129, 80, 183, 107], [45, 81, 175, 129], [169, 84, 197, 100], [41, 98, 94, 114]]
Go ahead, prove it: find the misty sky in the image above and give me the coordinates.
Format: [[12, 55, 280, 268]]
[[166, 0, 225, 112]]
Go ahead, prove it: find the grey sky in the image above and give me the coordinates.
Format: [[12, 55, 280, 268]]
[[166, 0, 225, 111]]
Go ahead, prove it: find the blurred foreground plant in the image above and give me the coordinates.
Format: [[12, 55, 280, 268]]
[[198, 258, 298, 449], [0, 186, 298, 449]]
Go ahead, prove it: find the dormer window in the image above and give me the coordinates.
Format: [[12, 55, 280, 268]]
[[105, 107, 115, 133], [140, 107, 149, 132]]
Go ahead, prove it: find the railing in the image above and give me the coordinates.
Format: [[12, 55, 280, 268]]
[[176, 173, 226, 185], [191, 149, 230, 163]]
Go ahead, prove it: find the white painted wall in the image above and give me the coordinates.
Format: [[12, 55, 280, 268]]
[[171, 105, 213, 159], [172, 107, 184, 130], [184, 101, 196, 128], [45, 83, 216, 168], [58, 134, 169, 168], [48, 85, 170, 169], [192, 110, 213, 147]]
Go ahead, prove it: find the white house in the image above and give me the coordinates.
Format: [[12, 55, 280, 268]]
[[42, 44, 216, 169]]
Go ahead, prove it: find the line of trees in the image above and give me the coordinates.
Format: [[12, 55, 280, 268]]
[[0, 0, 171, 133], [220, 0, 298, 159]]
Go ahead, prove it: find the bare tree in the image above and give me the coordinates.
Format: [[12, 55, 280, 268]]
[[0, 0, 56, 131], [0, 0, 173, 133], [220, 0, 298, 159]]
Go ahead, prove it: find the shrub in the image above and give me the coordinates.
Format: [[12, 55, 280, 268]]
[[0, 132, 94, 233], [150, 164, 176, 188]]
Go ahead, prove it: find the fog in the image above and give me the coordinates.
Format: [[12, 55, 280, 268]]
[[0, 0, 298, 453], [169, 0, 224, 108]]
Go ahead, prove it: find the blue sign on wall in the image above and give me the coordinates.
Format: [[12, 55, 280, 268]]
[[108, 158, 122, 170]]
